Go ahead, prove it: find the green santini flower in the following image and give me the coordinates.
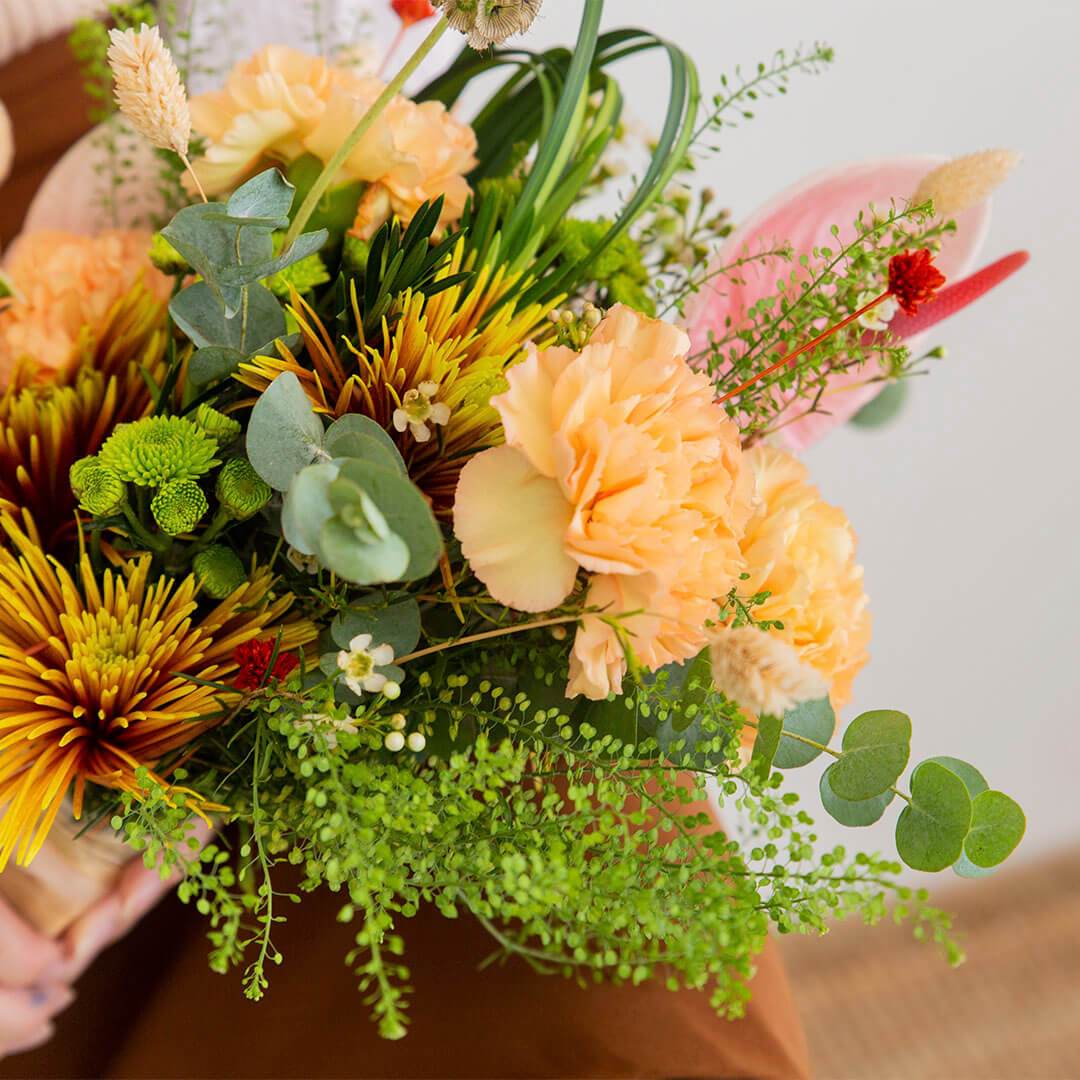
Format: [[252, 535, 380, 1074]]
[[151, 479, 209, 536], [193, 403, 242, 446], [192, 545, 248, 599], [99, 416, 219, 488], [216, 457, 272, 521], [69, 458, 126, 517]]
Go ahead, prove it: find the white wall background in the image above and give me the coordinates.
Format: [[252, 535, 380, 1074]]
[[524, 1, 1079, 875]]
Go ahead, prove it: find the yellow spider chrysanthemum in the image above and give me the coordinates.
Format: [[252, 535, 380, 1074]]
[[0, 514, 316, 869], [0, 284, 167, 554], [237, 239, 556, 511]]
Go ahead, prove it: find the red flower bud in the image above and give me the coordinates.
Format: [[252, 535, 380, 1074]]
[[233, 639, 300, 691], [391, 0, 436, 26], [887, 248, 947, 316]]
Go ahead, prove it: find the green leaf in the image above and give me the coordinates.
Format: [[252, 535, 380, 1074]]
[[162, 202, 273, 316], [820, 767, 894, 827], [827, 709, 911, 800], [895, 760, 972, 872], [850, 380, 909, 428], [281, 462, 338, 555], [318, 518, 410, 585], [246, 371, 325, 491], [963, 790, 1025, 869], [924, 756, 988, 798], [225, 168, 295, 228], [286, 154, 365, 237], [749, 714, 782, 778], [953, 850, 996, 880], [188, 346, 245, 387], [216, 229, 329, 288], [337, 459, 442, 581], [170, 280, 285, 352], [331, 600, 421, 658], [323, 414, 406, 474], [773, 697, 835, 769]]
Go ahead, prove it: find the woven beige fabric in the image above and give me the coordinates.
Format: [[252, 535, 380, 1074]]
[[782, 848, 1080, 1079], [0, 1, 106, 65]]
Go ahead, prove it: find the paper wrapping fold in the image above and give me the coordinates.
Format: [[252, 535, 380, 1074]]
[[0, 811, 129, 937]]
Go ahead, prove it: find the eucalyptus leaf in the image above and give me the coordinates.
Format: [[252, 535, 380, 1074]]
[[773, 697, 835, 769], [282, 462, 339, 555], [925, 756, 988, 798], [324, 415, 405, 474], [749, 714, 782, 779], [225, 168, 295, 227], [246, 371, 325, 491], [162, 202, 273, 315], [188, 346, 246, 387], [331, 600, 421, 658], [895, 760, 972, 872], [953, 850, 996, 879], [820, 767, 894, 827], [216, 229, 329, 288], [963, 790, 1025, 869], [828, 709, 911, 801], [171, 280, 285, 352], [319, 517, 410, 584], [337, 459, 442, 581]]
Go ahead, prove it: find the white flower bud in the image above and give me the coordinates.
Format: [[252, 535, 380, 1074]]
[[384, 731, 406, 752]]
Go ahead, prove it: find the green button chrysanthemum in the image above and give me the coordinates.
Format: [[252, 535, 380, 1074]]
[[194, 403, 242, 446], [192, 545, 247, 599], [99, 416, 219, 488], [69, 458, 126, 517], [216, 457, 272, 521], [267, 252, 331, 299], [149, 233, 190, 276], [151, 479, 208, 536]]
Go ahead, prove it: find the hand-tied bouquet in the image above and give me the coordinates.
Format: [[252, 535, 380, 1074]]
[[0, 0, 1029, 1038]]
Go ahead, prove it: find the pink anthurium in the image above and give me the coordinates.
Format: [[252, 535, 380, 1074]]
[[683, 156, 1016, 451]]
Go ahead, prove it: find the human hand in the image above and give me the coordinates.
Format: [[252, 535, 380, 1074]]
[[0, 897, 74, 1058]]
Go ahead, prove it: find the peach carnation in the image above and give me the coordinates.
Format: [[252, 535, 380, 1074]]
[[188, 45, 476, 238], [738, 444, 871, 712], [453, 305, 754, 700], [0, 229, 167, 384]]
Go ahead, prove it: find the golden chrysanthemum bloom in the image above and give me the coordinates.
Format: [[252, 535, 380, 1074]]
[[0, 284, 168, 554], [739, 445, 871, 713], [237, 240, 555, 510], [0, 514, 316, 869]]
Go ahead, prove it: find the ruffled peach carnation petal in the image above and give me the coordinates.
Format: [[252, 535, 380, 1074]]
[[302, 86, 403, 184], [567, 573, 715, 700], [453, 445, 579, 614], [490, 341, 577, 478]]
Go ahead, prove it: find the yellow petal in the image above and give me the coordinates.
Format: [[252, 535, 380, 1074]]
[[453, 446, 578, 613]]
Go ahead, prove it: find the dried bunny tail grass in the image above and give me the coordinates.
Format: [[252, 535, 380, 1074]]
[[106, 24, 205, 200], [912, 149, 1021, 219], [709, 626, 828, 719]]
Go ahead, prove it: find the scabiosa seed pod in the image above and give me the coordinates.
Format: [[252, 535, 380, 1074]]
[[98, 416, 219, 487], [194, 403, 242, 446], [151, 479, 208, 536], [433, 0, 542, 48], [217, 457, 272, 521], [192, 545, 248, 599], [69, 459, 126, 517]]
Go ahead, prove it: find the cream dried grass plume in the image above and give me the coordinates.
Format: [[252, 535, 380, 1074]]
[[709, 626, 828, 719], [912, 149, 1020, 219], [106, 23, 205, 201]]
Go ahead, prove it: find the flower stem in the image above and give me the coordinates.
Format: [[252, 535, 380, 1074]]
[[179, 152, 208, 204], [282, 16, 450, 250], [716, 291, 889, 406], [397, 614, 581, 666]]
